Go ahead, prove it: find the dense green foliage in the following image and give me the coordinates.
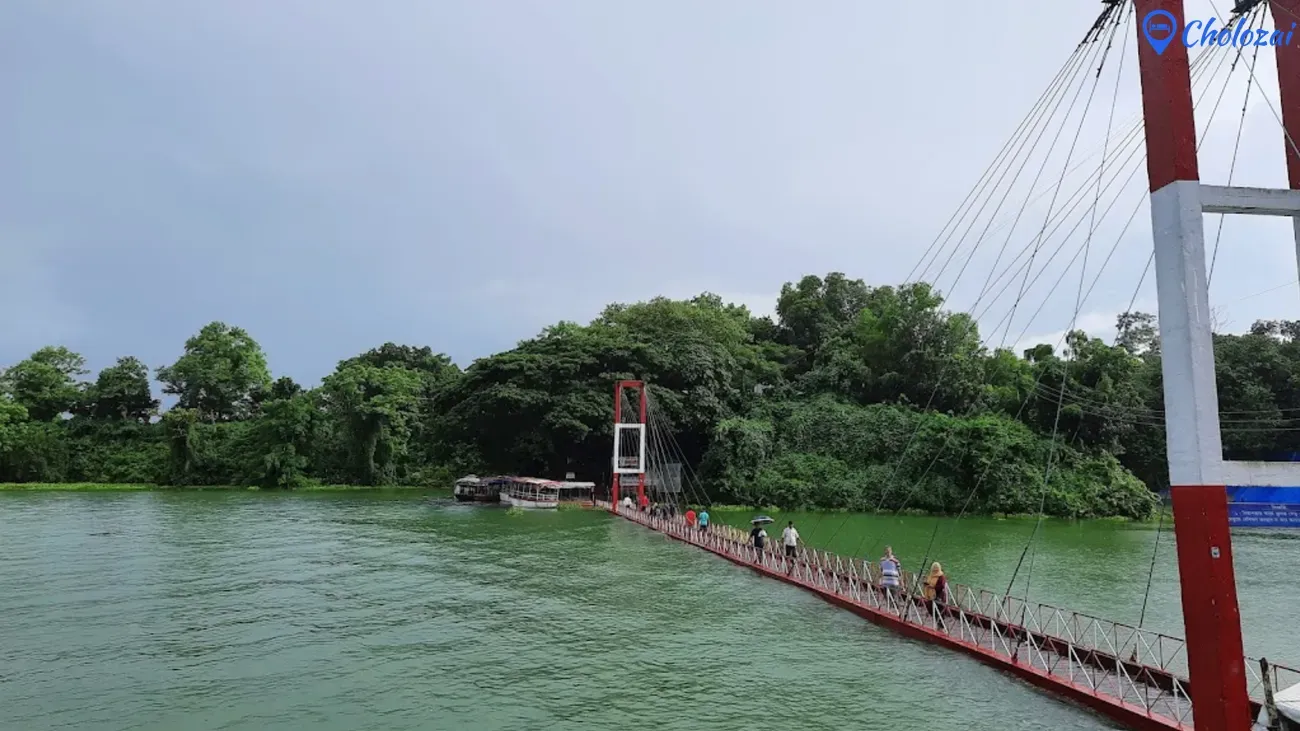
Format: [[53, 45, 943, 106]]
[[4, 273, 1298, 519]]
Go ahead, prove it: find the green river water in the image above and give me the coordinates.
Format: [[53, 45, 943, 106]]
[[1, 491, 1297, 731]]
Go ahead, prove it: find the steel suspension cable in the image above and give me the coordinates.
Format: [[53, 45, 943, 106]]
[[927, 43, 1103, 292], [918, 38, 1110, 294], [1136, 503, 1166, 629], [1008, 40, 1254, 602], [898, 36, 1245, 583], [1208, 8, 1264, 288], [1209, 0, 1300, 164], [821, 27, 1119, 550], [641, 393, 674, 508], [903, 4, 1137, 588], [974, 33, 1242, 343], [850, 5, 1129, 563], [890, 44, 1241, 600], [645, 391, 712, 510], [967, 42, 1236, 323], [645, 393, 699, 512], [947, 11, 1127, 311], [828, 19, 1237, 562], [650, 403, 704, 512], [997, 7, 1126, 349], [907, 47, 1093, 286], [909, 15, 1223, 328]]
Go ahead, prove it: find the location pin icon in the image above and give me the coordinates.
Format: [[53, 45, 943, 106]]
[[1142, 9, 1178, 55]]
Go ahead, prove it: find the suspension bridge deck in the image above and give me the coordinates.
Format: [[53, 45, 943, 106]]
[[604, 503, 1299, 731]]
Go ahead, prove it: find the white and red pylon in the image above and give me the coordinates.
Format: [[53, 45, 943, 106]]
[[1134, 2, 1300, 730], [611, 380, 647, 513]]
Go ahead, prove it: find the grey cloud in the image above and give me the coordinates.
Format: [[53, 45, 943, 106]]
[[2, 0, 1295, 387]]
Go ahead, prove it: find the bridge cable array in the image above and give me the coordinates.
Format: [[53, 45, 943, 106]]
[[603, 6, 1300, 723], [810, 0, 1281, 623], [821, 1, 1136, 558], [624, 0, 1292, 640], [622, 387, 714, 513]]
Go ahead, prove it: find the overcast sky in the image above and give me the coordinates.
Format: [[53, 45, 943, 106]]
[[3, 0, 1297, 388]]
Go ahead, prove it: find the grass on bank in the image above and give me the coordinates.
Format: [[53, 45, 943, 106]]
[[0, 482, 442, 492]]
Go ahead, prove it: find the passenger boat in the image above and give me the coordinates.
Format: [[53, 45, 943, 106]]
[[497, 477, 595, 509], [1278, 681, 1300, 726], [452, 475, 499, 503]]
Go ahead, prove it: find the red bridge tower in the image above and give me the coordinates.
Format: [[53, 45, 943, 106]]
[[1134, 1, 1300, 729]]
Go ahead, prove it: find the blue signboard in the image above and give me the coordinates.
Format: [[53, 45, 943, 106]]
[[1228, 502, 1300, 528], [1226, 486, 1300, 503]]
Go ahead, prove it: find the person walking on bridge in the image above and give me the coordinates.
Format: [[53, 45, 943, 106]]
[[685, 508, 697, 528], [879, 546, 902, 608], [781, 521, 801, 558], [697, 509, 709, 533], [923, 562, 948, 615], [750, 523, 767, 563]]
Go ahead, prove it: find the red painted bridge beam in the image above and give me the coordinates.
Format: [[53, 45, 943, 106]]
[[1134, 2, 1252, 731], [612, 381, 622, 511], [1271, 0, 1300, 191], [1135, 0, 1199, 192], [1271, 0, 1300, 307]]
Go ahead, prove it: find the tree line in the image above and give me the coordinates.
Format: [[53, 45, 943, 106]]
[[3, 273, 1297, 519]]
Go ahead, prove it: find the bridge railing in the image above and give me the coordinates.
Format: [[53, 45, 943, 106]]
[[1247, 659, 1300, 719], [606, 504, 1299, 726]]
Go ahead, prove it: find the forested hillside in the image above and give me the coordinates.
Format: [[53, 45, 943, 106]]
[[3, 273, 1298, 519]]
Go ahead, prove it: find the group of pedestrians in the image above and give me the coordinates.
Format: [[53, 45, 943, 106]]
[[635, 505, 952, 616], [741, 524, 950, 613], [744, 520, 800, 565], [621, 493, 698, 526], [879, 545, 950, 612]]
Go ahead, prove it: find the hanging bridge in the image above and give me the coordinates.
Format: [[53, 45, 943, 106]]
[[602, 502, 1299, 731], [598, 1, 1300, 729], [607, 374, 1300, 731]]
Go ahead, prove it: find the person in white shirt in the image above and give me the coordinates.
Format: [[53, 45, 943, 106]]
[[781, 521, 801, 559], [620, 495, 634, 511]]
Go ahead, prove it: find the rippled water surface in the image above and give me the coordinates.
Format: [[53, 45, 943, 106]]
[[2, 491, 1296, 731]]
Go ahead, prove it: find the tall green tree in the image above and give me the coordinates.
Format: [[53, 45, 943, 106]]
[[0, 346, 88, 421], [79, 356, 159, 422], [248, 392, 321, 487], [774, 272, 871, 372], [0, 397, 28, 456], [321, 363, 422, 485], [160, 407, 200, 484], [157, 322, 272, 421], [339, 343, 460, 477]]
